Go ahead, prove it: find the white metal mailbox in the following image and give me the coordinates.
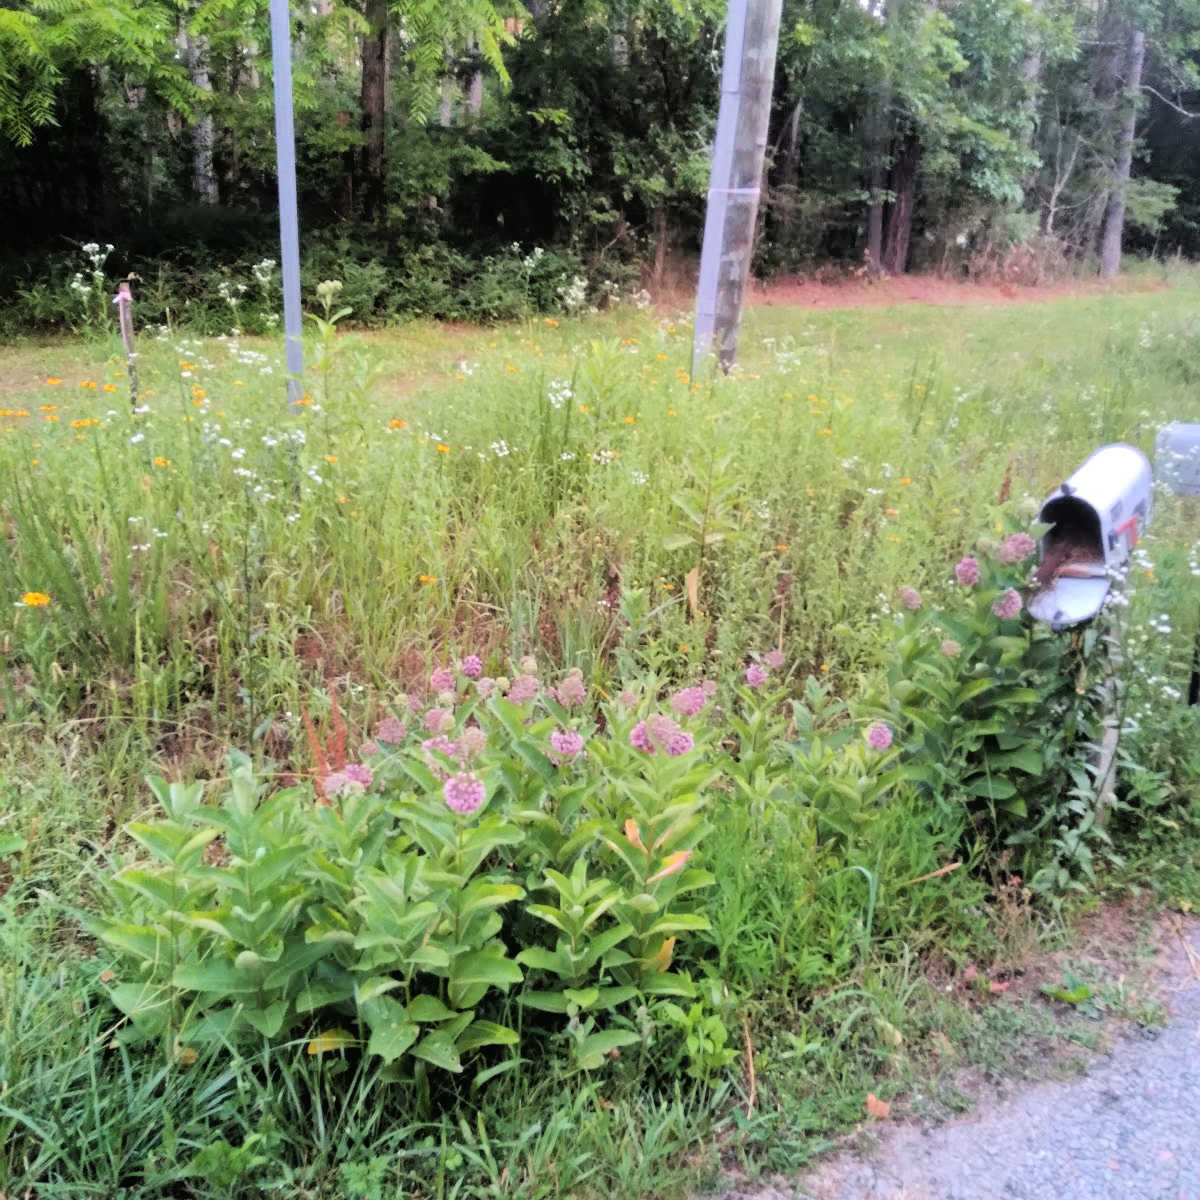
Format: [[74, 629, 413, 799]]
[[1155, 422, 1200, 496], [1027, 443, 1153, 628]]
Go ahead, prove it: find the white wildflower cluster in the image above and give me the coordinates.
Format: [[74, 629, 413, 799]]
[[546, 379, 572, 409], [81, 242, 113, 270], [252, 259, 276, 288], [218, 280, 248, 309], [69, 273, 93, 300], [489, 440, 511, 457], [559, 275, 589, 314], [522, 246, 545, 271]]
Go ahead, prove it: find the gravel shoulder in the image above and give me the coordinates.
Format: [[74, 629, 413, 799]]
[[717, 912, 1200, 1200]]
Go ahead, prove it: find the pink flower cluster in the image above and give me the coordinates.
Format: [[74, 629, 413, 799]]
[[552, 670, 587, 709], [459, 654, 483, 680], [865, 722, 893, 751], [444, 772, 486, 815], [321, 762, 374, 798], [996, 532, 1037, 565], [549, 728, 585, 763], [955, 556, 981, 586], [375, 716, 407, 744], [630, 713, 694, 757], [430, 666, 455, 694], [745, 664, 767, 688], [506, 674, 539, 704], [992, 588, 1023, 620], [899, 586, 922, 611], [669, 681, 714, 717]]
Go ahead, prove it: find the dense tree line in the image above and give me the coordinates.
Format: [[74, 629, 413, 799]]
[[1, 0, 1198, 319]]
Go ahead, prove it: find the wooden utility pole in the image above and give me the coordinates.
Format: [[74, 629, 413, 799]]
[[692, 0, 782, 375]]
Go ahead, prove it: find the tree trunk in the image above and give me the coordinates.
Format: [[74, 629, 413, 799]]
[[360, 0, 389, 221], [652, 206, 669, 291], [185, 20, 219, 204], [864, 0, 897, 274], [881, 130, 919, 274], [1098, 27, 1145, 278]]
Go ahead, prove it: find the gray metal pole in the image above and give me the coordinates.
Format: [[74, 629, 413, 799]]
[[692, 0, 782, 376], [269, 0, 304, 410]]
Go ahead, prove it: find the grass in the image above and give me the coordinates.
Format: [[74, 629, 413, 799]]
[[1, 274, 1199, 1197]]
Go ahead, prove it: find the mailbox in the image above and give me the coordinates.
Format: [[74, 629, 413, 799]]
[[1027, 443, 1152, 628], [1155, 422, 1200, 496]]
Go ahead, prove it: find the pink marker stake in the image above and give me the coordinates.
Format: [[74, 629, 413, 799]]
[[113, 281, 138, 411]]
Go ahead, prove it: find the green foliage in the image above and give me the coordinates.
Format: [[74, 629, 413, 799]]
[[878, 522, 1110, 888], [91, 679, 719, 1084]]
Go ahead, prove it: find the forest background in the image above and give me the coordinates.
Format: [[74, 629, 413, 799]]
[[3, 0, 1200, 333]]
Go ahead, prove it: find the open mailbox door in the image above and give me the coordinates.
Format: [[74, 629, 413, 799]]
[[1027, 444, 1152, 629]]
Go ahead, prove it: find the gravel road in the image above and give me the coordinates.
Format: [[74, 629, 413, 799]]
[[716, 915, 1200, 1200]]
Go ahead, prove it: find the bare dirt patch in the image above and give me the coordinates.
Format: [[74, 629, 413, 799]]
[[742, 272, 1167, 311]]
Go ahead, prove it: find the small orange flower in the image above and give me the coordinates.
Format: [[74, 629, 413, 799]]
[[884, 507, 900, 516], [44, 415, 59, 423], [819, 428, 833, 436], [436, 443, 450, 454], [505, 363, 520, 373], [325, 455, 338, 463], [900, 477, 913, 485], [20, 591, 51, 607], [418, 574, 438, 584], [70, 417, 99, 429], [655, 352, 668, 361], [45, 377, 62, 386], [80, 380, 97, 389], [234, 379, 245, 387], [775, 543, 790, 552], [543, 317, 559, 327], [39, 404, 57, 412], [624, 415, 636, 425], [191, 386, 206, 400], [153, 456, 170, 468], [337, 495, 348, 505], [388, 418, 407, 430], [103, 383, 117, 393], [578, 404, 590, 414], [667, 408, 677, 417]]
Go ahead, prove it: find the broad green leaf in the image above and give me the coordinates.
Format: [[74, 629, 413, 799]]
[[456, 1020, 519, 1052], [518, 989, 569, 1013], [988, 747, 1043, 775], [411, 1030, 463, 1073], [953, 678, 995, 707], [0, 835, 28, 856], [515, 945, 568, 975], [242, 1000, 288, 1038], [563, 986, 599, 1010], [574, 1028, 640, 1070], [98, 922, 168, 964], [408, 993, 457, 1023], [639, 971, 697, 997], [367, 1019, 419, 1064], [172, 961, 259, 994], [963, 775, 1018, 800], [355, 975, 404, 1004], [295, 977, 355, 1013]]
